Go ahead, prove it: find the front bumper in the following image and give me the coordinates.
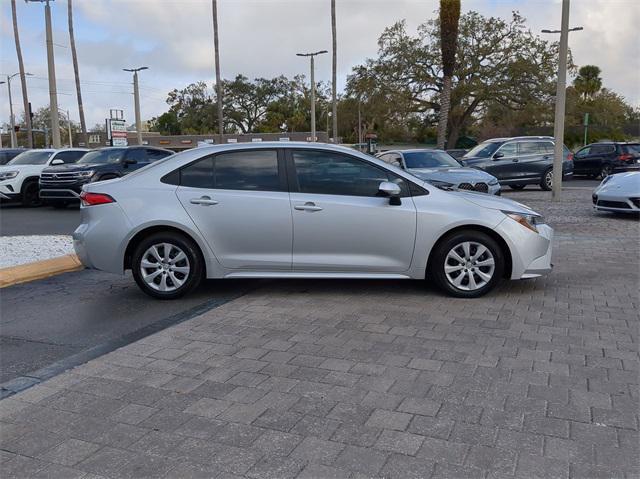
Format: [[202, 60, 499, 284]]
[[0, 180, 21, 200], [495, 218, 554, 280], [592, 193, 640, 213]]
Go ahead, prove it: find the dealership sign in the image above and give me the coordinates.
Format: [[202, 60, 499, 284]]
[[106, 118, 128, 146]]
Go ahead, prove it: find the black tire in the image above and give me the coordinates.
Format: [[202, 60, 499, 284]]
[[131, 231, 204, 299], [509, 184, 526, 190], [429, 230, 505, 298], [21, 181, 41, 207], [540, 168, 553, 191], [599, 165, 612, 180]]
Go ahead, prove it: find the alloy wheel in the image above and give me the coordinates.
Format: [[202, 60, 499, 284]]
[[444, 241, 495, 291], [545, 170, 553, 190], [600, 166, 611, 179], [140, 243, 190, 292]]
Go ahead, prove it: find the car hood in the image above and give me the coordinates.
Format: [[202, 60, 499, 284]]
[[595, 171, 640, 195], [458, 156, 489, 166], [0, 164, 43, 174], [407, 167, 496, 183], [448, 189, 539, 215], [43, 163, 102, 173]]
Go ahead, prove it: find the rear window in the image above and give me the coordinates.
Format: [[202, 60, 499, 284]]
[[622, 144, 640, 155]]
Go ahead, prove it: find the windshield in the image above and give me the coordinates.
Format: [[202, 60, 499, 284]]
[[463, 141, 501, 158], [8, 150, 53, 165], [403, 151, 460, 168], [78, 148, 126, 164]]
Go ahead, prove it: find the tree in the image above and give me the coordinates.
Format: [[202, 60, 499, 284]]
[[11, 0, 33, 148], [347, 12, 563, 147], [212, 0, 223, 141], [436, 0, 460, 149], [331, 0, 338, 142], [68, 0, 87, 145], [573, 65, 602, 99]]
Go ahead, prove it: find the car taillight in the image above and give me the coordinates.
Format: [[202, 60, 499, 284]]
[[566, 153, 573, 161], [80, 191, 115, 206], [618, 154, 633, 162]]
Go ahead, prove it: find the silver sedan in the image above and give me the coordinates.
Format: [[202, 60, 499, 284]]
[[376, 149, 501, 195], [73, 142, 553, 299]]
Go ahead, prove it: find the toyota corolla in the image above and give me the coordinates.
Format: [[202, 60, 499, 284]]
[[73, 142, 553, 299]]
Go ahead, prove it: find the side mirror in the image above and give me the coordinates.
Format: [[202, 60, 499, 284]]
[[378, 181, 402, 205], [50, 159, 64, 165], [493, 152, 504, 160]]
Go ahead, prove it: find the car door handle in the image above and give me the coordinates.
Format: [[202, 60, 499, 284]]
[[190, 196, 218, 206], [512, 159, 519, 162], [294, 202, 323, 212]]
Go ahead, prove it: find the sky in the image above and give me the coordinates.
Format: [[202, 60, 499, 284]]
[[1, 0, 639, 130]]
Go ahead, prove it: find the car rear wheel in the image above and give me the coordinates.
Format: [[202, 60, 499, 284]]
[[599, 165, 612, 179], [21, 181, 41, 207], [509, 184, 526, 190], [429, 230, 504, 298], [132, 232, 203, 299], [540, 168, 553, 191]]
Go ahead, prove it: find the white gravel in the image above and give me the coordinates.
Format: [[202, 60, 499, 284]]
[[0, 235, 75, 269]]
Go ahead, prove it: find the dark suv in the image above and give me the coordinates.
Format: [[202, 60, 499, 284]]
[[460, 136, 573, 191], [573, 142, 640, 179], [40, 146, 173, 207]]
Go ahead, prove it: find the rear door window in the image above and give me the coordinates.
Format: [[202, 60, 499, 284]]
[[590, 144, 616, 155]]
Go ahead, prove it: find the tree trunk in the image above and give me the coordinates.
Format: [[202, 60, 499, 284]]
[[447, 120, 462, 151], [11, 0, 32, 148], [68, 0, 87, 146], [436, 74, 452, 149], [212, 0, 224, 143], [331, 0, 338, 143]]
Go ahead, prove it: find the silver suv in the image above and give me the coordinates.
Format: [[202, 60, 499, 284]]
[[74, 142, 553, 299]]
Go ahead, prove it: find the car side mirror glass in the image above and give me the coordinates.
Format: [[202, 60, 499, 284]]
[[493, 152, 504, 160], [378, 181, 402, 205]]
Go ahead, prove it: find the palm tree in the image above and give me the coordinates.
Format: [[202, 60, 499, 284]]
[[573, 65, 602, 100], [331, 0, 338, 143], [68, 0, 87, 146], [11, 0, 32, 148], [212, 0, 224, 143], [436, 0, 460, 150]]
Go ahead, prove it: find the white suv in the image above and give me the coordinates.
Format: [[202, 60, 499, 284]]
[[0, 148, 88, 206]]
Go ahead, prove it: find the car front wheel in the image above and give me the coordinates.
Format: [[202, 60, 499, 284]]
[[131, 232, 203, 299], [429, 230, 504, 298]]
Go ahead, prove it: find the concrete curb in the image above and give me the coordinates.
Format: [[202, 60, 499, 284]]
[[0, 254, 83, 288]]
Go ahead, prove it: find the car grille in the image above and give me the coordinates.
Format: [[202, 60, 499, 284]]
[[597, 200, 630, 209], [40, 172, 83, 184], [458, 182, 488, 193]]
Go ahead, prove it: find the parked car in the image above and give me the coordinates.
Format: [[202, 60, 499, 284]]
[[376, 149, 501, 195], [0, 148, 28, 165], [0, 148, 88, 206], [40, 146, 173, 207], [74, 142, 553, 300], [573, 142, 640, 179], [460, 136, 573, 191], [592, 171, 640, 213]]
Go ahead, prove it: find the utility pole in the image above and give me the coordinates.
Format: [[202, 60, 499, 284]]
[[26, 0, 62, 148], [123, 67, 148, 145], [12, 0, 33, 148], [297, 50, 328, 142], [68, 0, 87, 146], [212, 0, 224, 144], [542, 1, 583, 201]]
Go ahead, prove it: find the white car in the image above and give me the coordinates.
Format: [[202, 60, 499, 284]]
[[592, 171, 640, 213], [0, 148, 88, 206]]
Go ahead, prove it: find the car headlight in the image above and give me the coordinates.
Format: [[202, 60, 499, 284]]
[[427, 179, 455, 190], [0, 171, 19, 181], [76, 170, 95, 178], [488, 178, 499, 186], [502, 210, 545, 233]]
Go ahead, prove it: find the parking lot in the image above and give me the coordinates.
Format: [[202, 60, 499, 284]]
[[1, 182, 638, 478]]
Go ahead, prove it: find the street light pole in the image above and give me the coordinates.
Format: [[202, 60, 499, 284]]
[[6, 74, 17, 148], [123, 67, 148, 145], [542, 0, 583, 201], [297, 51, 328, 142]]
